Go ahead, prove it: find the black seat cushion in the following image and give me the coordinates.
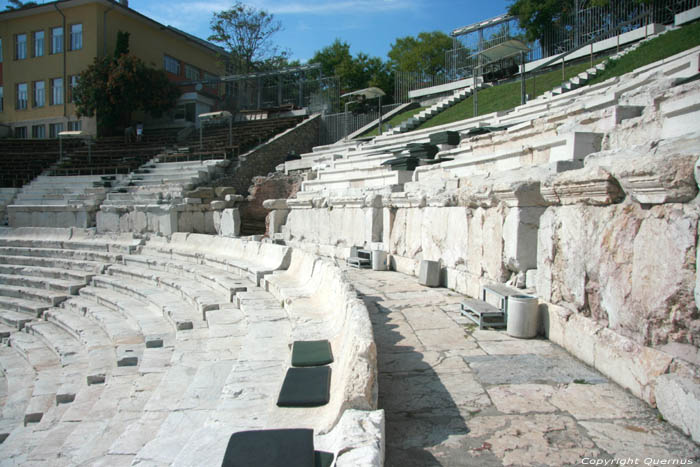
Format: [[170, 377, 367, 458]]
[[277, 366, 331, 407], [291, 340, 333, 367], [221, 428, 314, 467]]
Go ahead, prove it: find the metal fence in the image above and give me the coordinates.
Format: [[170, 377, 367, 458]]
[[442, 0, 700, 86], [227, 76, 341, 114], [319, 103, 403, 145]]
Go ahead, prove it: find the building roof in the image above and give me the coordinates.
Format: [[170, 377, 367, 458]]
[[0, 0, 225, 56]]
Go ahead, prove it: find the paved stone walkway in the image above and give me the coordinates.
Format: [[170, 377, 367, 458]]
[[344, 267, 699, 467]]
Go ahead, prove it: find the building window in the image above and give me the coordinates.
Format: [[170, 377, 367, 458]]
[[185, 64, 200, 80], [68, 120, 82, 131], [70, 24, 82, 51], [17, 83, 28, 110], [33, 30, 44, 57], [32, 125, 46, 139], [51, 27, 63, 54], [0, 86, 3, 112], [69, 75, 79, 103], [164, 55, 180, 75], [51, 78, 63, 105], [16, 33, 27, 60], [49, 122, 64, 138], [34, 80, 45, 107], [15, 127, 28, 139]]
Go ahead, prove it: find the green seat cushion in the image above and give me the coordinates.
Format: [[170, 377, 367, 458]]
[[315, 451, 335, 467], [221, 428, 314, 467], [277, 366, 331, 407], [291, 340, 333, 367], [429, 131, 460, 145]]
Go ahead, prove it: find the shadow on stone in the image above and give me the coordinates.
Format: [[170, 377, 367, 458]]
[[361, 295, 471, 467]]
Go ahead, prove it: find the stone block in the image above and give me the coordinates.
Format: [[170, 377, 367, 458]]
[[418, 260, 440, 287], [219, 208, 240, 237], [654, 373, 700, 442], [183, 198, 202, 205], [210, 200, 226, 210], [214, 187, 236, 197], [268, 209, 290, 235], [262, 199, 289, 210], [503, 207, 546, 273], [526, 269, 538, 289], [185, 187, 213, 199]]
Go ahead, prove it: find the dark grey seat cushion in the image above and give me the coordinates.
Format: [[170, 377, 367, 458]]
[[221, 428, 314, 467], [277, 366, 331, 407], [291, 340, 333, 367]]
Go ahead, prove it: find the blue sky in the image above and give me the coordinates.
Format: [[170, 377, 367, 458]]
[[1, 0, 513, 62], [133, 0, 513, 63]]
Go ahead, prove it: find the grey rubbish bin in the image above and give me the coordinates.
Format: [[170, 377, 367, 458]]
[[371, 250, 387, 271], [506, 294, 539, 338]]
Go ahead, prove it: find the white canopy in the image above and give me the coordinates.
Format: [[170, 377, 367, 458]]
[[341, 87, 386, 99]]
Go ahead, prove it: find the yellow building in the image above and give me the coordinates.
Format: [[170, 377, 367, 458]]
[[0, 0, 225, 137]]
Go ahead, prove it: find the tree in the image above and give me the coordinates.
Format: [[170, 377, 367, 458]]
[[309, 39, 393, 98], [388, 31, 454, 75], [208, 2, 287, 74], [73, 54, 180, 135], [4, 0, 38, 11], [508, 0, 576, 55]]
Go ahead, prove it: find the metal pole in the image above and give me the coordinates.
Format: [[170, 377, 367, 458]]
[[520, 51, 526, 105], [377, 95, 383, 136], [562, 58, 565, 82], [344, 101, 349, 141], [199, 124, 203, 150], [473, 66, 478, 117], [590, 43, 593, 68], [228, 116, 232, 147]]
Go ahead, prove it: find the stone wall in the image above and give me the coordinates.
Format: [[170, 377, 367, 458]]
[[239, 173, 302, 236], [214, 115, 320, 196]]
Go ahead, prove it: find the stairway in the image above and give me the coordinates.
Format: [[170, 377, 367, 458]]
[[385, 85, 483, 135]]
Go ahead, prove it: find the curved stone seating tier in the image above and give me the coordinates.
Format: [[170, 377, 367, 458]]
[[0, 344, 35, 442], [0, 264, 93, 286], [122, 255, 249, 303], [105, 264, 228, 320], [78, 285, 179, 339], [0, 273, 84, 295], [145, 233, 292, 286], [0, 229, 382, 465], [61, 296, 145, 347]]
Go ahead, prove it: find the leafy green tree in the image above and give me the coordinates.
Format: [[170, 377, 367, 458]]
[[388, 31, 454, 75], [309, 39, 393, 100], [208, 2, 287, 74], [4, 0, 38, 11], [73, 54, 180, 135], [508, 0, 575, 55], [114, 30, 130, 59]]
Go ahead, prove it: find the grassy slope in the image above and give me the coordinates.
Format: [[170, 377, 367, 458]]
[[360, 105, 427, 138], [416, 60, 602, 131], [412, 20, 700, 132], [588, 19, 700, 85]]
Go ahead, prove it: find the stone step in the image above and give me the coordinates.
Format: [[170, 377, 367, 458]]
[[24, 321, 84, 367], [107, 264, 227, 320], [0, 254, 107, 274], [0, 308, 35, 330], [0, 246, 121, 264], [61, 297, 146, 347], [123, 255, 249, 303], [0, 284, 68, 307], [0, 264, 94, 284], [0, 295, 52, 317], [43, 308, 117, 380], [132, 359, 235, 465], [91, 275, 198, 332], [0, 273, 84, 295], [78, 286, 173, 343], [0, 345, 35, 442]]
